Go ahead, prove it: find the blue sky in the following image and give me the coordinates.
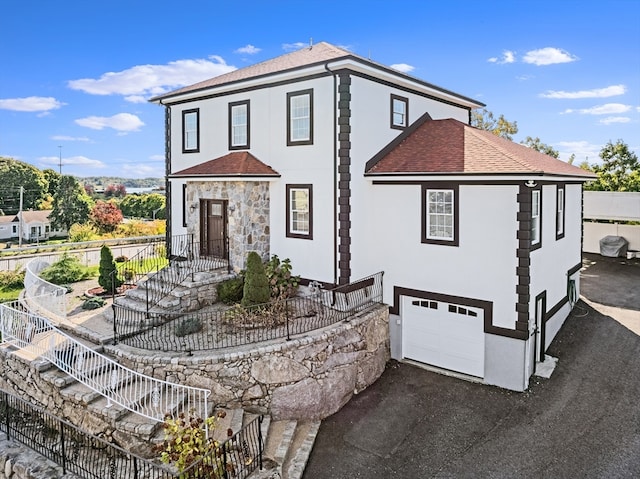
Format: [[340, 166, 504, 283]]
[[1, 0, 639, 179]]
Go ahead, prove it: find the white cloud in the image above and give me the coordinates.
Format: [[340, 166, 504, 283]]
[[50, 135, 90, 142], [0, 96, 65, 112], [523, 47, 577, 66], [282, 42, 307, 52], [39, 155, 105, 169], [540, 84, 626, 99], [390, 63, 415, 73], [67, 56, 236, 100], [235, 44, 261, 55], [121, 163, 165, 178], [556, 140, 601, 163], [124, 95, 148, 104], [488, 50, 515, 64], [599, 116, 631, 125], [75, 113, 145, 132], [149, 154, 164, 161], [563, 103, 632, 115]]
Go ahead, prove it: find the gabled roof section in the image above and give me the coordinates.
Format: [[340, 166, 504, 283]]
[[171, 151, 280, 178], [150, 42, 483, 108], [0, 214, 17, 224], [20, 210, 52, 223], [365, 117, 597, 179]]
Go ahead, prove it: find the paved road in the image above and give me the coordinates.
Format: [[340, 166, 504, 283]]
[[304, 255, 640, 478]]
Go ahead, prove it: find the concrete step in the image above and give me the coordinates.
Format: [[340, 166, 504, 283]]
[[283, 421, 321, 479], [261, 419, 297, 477]]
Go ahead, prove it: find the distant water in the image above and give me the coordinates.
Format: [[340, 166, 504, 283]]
[[126, 187, 163, 194]]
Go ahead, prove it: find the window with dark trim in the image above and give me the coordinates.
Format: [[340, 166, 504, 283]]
[[531, 187, 542, 250], [229, 100, 250, 149], [421, 184, 459, 246], [556, 186, 565, 240], [286, 184, 313, 239], [390, 94, 408, 129], [182, 184, 187, 227], [287, 89, 313, 145], [182, 109, 199, 153]]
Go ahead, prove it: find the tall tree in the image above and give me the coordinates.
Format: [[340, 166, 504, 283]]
[[470, 108, 518, 140], [585, 140, 640, 192], [49, 175, 94, 230], [0, 157, 48, 214], [520, 136, 560, 158]]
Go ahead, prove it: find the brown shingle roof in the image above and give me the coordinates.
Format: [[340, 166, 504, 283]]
[[171, 151, 279, 177], [151, 42, 483, 108], [152, 42, 350, 101], [366, 118, 597, 178]]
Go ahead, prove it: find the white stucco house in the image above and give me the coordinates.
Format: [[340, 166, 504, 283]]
[[151, 42, 596, 392], [0, 210, 66, 243]]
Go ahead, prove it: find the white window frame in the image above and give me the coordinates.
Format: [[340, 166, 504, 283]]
[[556, 187, 565, 238], [286, 184, 312, 239], [426, 189, 454, 241], [391, 94, 408, 129], [182, 109, 199, 152], [531, 189, 541, 246], [229, 100, 249, 149], [287, 90, 313, 145]]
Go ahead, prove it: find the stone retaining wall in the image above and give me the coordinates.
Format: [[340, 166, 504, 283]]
[[107, 304, 390, 421]]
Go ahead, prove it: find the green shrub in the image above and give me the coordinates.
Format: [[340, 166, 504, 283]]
[[40, 253, 92, 285], [242, 252, 270, 307], [98, 245, 122, 293], [0, 267, 25, 290], [265, 255, 299, 299], [217, 276, 244, 304], [82, 297, 105, 310], [174, 317, 203, 337]]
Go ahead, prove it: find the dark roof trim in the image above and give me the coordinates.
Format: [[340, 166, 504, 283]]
[[169, 174, 280, 179], [152, 55, 484, 109], [372, 179, 586, 186], [366, 171, 594, 180], [364, 111, 434, 173]]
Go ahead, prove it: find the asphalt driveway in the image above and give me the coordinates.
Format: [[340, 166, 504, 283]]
[[303, 255, 640, 478]]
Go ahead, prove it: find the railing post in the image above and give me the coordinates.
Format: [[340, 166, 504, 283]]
[[258, 415, 264, 470], [60, 419, 67, 473], [2, 391, 10, 440], [222, 444, 228, 479], [286, 301, 291, 341], [146, 287, 150, 319], [112, 304, 118, 345]]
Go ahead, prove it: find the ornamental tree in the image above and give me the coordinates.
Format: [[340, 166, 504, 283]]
[[90, 200, 123, 233]]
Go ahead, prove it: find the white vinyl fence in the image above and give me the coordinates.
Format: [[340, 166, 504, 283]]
[[583, 191, 640, 254]]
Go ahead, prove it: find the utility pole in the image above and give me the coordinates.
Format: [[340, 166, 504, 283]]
[[58, 146, 63, 174], [18, 186, 23, 247]]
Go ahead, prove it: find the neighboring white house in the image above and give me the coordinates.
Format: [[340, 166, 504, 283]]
[[151, 42, 596, 392], [0, 215, 18, 241], [0, 210, 67, 244]]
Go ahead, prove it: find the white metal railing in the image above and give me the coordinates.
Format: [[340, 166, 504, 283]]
[[0, 298, 211, 429], [23, 258, 67, 320]]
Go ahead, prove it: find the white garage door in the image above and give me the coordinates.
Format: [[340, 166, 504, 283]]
[[402, 297, 485, 378]]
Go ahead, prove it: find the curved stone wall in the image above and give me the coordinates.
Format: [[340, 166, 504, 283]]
[[107, 304, 390, 421]]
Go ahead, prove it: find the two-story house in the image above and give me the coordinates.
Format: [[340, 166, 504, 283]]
[[151, 42, 595, 392]]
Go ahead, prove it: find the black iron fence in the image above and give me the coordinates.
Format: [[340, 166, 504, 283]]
[[0, 390, 264, 479], [111, 234, 228, 314], [0, 389, 175, 478], [113, 272, 384, 352]]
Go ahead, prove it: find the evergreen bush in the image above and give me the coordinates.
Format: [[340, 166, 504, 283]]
[[98, 245, 122, 293], [217, 276, 244, 304], [241, 251, 270, 307], [41, 253, 92, 285]]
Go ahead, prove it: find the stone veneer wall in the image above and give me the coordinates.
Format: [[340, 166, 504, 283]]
[[185, 181, 270, 270], [107, 304, 390, 421]]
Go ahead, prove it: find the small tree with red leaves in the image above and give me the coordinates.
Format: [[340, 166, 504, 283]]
[[104, 183, 127, 198], [90, 200, 123, 233]]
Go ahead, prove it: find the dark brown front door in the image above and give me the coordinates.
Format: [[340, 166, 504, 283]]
[[200, 199, 227, 258]]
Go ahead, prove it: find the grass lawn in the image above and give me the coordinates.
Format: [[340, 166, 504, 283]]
[[0, 287, 22, 303]]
